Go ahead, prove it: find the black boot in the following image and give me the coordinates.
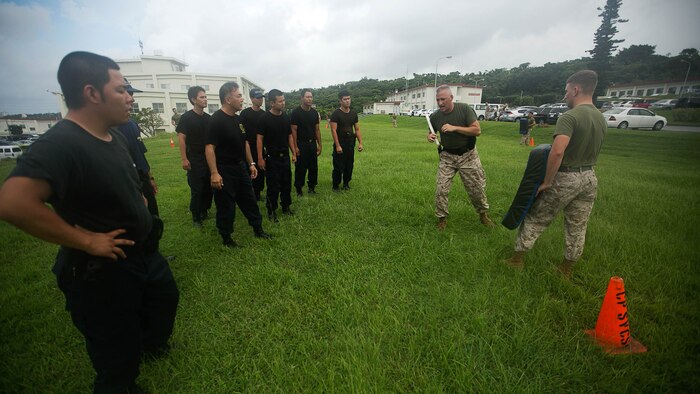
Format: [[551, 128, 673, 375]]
[[254, 226, 272, 239]]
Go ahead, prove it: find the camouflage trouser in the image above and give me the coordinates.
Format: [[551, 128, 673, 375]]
[[435, 148, 490, 218], [515, 170, 598, 261], [520, 132, 530, 144]]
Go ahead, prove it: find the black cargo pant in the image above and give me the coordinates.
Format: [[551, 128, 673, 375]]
[[332, 140, 355, 188], [187, 155, 213, 222], [54, 245, 179, 393], [294, 139, 318, 191], [213, 161, 263, 238], [249, 140, 265, 200], [265, 153, 292, 212]]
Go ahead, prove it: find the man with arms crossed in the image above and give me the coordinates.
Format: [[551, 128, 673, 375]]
[[206, 82, 271, 247], [291, 88, 322, 196], [330, 90, 363, 191], [239, 87, 266, 201], [177, 86, 212, 227], [428, 85, 495, 230], [0, 51, 179, 393], [505, 70, 606, 278]]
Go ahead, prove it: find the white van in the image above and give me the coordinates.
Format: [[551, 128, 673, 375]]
[[0, 145, 23, 160], [470, 103, 487, 120]]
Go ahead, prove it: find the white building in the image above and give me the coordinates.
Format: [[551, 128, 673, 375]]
[[384, 84, 483, 113], [362, 101, 401, 115], [1, 114, 62, 135], [116, 54, 264, 132], [606, 79, 700, 97]]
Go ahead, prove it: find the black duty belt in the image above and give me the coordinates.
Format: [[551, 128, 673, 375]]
[[440, 146, 473, 155], [299, 139, 316, 143], [559, 166, 593, 173], [267, 151, 289, 159]]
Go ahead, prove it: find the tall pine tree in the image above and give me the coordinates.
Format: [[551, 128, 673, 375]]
[[588, 0, 628, 98]]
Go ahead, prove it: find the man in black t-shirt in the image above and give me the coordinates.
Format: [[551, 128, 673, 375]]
[[205, 82, 271, 247], [177, 86, 212, 226], [330, 90, 363, 191], [257, 89, 296, 221], [239, 87, 266, 201], [0, 51, 179, 393], [291, 88, 321, 196]]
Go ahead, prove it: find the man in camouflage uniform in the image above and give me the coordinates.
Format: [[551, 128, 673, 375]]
[[505, 70, 607, 278], [427, 85, 495, 230]]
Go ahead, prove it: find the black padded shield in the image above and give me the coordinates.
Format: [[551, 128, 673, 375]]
[[501, 144, 552, 230]]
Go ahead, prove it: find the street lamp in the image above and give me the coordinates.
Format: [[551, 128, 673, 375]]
[[434, 55, 452, 108], [471, 78, 484, 88], [680, 60, 691, 97]]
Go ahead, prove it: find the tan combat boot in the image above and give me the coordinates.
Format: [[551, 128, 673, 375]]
[[504, 251, 525, 269], [480, 212, 496, 227], [557, 259, 576, 279], [437, 217, 447, 230]]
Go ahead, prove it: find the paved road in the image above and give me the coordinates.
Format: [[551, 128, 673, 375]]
[[663, 125, 700, 133]]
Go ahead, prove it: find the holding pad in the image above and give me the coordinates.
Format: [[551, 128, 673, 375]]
[[501, 144, 551, 230]]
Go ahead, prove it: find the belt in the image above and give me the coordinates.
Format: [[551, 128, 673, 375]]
[[267, 152, 289, 158], [300, 139, 316, 143], [559, 165, 593, 172]]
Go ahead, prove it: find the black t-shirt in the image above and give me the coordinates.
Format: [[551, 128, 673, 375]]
[[330, 109, 358, 143], [176, 110, 211, 157], [205, 109, 247, 166], [8, 120, 152, 242], [239, 107, 266, 146], [258, 111, 291, 154], [290, 106, 319, 142]]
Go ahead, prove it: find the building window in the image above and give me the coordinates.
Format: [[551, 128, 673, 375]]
[[182, 85, 191, 90], [160, 83, 170, 90], [152, 103, 164, 113], [146, 83, 154, 89], [208, 104, 219, 113], [202, 85, 210, 90], [171, 63, 184, 72], [668, 87, 677, 94], [656, 88, 664, 94], [131, 103, 139, 113], [412, 94, 415, 99], [627, 90, 633, 96], [30, 127, 36, 131], [176, 103, 188, 113], [610, 92, 617, 97]]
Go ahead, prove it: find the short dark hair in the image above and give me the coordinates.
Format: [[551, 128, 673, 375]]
[[57, 51, 120, 109], [300, 88, 312, 98], [338, 90, 351, 100], [267, 89, 284, 103], [219, 82, 239, 104], [188, 86, 205, 105], [566, 70, 598, 95]]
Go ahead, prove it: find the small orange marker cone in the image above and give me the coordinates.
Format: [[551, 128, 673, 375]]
[[169, 137, 175, 148], [528, 137, 535, 146], [585, 276, 647, 354]]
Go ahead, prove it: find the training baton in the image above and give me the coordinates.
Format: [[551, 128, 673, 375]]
[[425, 114, 440, 147]]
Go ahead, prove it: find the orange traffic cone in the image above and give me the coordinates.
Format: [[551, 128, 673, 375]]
[[585, 276, 647, 354], [528, 137, 535, 146], [169, 137, 175, 148]]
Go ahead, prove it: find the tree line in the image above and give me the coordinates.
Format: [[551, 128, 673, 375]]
[[283, 46, 699, 114]]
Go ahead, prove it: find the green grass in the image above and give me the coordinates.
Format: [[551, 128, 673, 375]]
[[1, 116, 699, 392]]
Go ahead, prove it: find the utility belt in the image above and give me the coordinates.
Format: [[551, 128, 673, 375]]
[[439, 145, 473, 155], [298, 138, 316, 144], [266, 151, 289, 159], [558, 165, 593, 173]]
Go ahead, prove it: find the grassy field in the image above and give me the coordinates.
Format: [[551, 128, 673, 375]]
[[1, 115, 699, 392]]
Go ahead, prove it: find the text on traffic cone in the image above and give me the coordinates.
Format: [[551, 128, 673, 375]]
[[584, 276, 647, 354]]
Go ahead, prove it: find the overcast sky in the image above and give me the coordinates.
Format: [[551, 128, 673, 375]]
[[1, 0, 698, 114]]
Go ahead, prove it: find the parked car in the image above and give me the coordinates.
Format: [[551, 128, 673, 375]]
[[649, 99, 678, 110], [409, 109, 422, 116], [500, 107, 533, 122], [546, 107, 568, 125], [675, 97, 700, 109], [532, 106, 552, 125], [0, 145, 23, 160], [603, 108, 667, 130]]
